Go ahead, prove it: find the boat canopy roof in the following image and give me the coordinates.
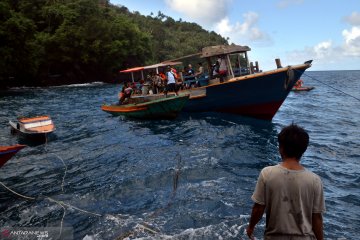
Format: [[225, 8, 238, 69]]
[[201, 44, 251, 58], [119, 61, 182, 73], [119, 66, 144, 73], [144, 61, 182, 69]]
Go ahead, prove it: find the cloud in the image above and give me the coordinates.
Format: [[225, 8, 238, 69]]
[[285, 11, 360, 69], [214, 12, 271, 46], [342, 26, 360, 57], [165, 1, 270, 47], [277, 0, 304, 8], [165, 0, 232, 25], [286, 40, 336, 66], [286, 35, 360, 70], [343, 12, 360, 26], [313, 41, 334, 58]]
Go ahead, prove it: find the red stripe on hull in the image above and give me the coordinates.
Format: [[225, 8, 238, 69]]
[[217, 101, 284, 120], [0, 145, 26, 168]]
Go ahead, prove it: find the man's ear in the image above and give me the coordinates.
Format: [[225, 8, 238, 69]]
[[279, 145, 285, 158]]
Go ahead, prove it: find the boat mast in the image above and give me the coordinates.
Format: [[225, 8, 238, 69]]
[[245, 52, 250, 74], [226, 55, 234, 78]]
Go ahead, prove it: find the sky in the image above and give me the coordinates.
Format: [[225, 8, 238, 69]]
[[110, 0, 360, 71]]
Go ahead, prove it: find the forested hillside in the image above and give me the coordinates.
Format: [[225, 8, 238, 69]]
[[0, 0, 227, 88]]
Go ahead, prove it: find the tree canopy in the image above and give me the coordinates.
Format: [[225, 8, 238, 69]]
[[0, 0, 227, 88]]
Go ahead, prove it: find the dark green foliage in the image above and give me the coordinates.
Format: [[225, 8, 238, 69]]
[[0, 0, 227, 87]]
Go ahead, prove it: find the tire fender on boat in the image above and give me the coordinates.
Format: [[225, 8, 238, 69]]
[[284, 67, 295, 90]]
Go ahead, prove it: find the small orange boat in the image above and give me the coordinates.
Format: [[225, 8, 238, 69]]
[[292, 86, 315, 92], [0, 144, 26, 168], [292, 79, 314, 91], [9, 116, 55, 141]]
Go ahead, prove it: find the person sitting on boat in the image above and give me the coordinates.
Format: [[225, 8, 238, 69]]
[[164, 66, 179, 97], [194, 62, 204, 87], [185, 64, 195, 83], [195, 63, 204, 77], [187, 64, 195, 76], [119, 82, 133, 104]]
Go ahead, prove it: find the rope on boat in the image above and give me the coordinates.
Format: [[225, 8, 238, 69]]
[[43, 132, 67, 193], [0, 181, 101, 216], [297, 70, 360, 102], [46, 196, 66, 239], [45, 196, 102, 217], [2, 144, 179, 239], [51, 153, 67, 192], [147, 153, 182, 219], [116, 153, 183, 239], [0, 181, 35, 200], [0, 181, 102, 238]]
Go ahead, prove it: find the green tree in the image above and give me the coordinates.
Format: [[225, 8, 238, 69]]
[[0, 1, 42, 86], [0, 0, 228, 87]]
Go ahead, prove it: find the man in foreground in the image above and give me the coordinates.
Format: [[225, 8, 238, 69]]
[[247, 124, 325, 239]]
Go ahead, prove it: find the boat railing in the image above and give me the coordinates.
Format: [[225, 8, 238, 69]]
[[183, 75, 209, 88], [233, 67, 251, 77]]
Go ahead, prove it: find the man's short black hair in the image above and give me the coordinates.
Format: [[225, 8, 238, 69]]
[[278, 124, 309, 159]]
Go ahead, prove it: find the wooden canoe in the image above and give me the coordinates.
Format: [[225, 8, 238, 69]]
[[292, 86, 315, 92], [0, 144, 26, 168], [101, 94, 189, 119]]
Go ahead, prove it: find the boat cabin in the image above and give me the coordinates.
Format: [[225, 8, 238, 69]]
[[13, 116, 55, 133], [200, 44, 253, 82], [118, 44, 257, 95]]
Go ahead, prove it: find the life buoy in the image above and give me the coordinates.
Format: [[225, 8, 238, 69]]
[[284, 67, 294, 90]]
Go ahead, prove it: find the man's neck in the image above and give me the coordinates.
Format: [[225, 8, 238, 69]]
[[281, 158, 304, 170]]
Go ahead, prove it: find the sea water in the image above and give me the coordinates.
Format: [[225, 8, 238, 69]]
[[0, 71, 359, 239]]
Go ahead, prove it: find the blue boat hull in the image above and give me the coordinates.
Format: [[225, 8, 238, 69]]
[[182, 65, 308, 120]]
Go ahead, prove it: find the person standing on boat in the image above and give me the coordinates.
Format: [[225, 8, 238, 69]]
[[246, 124, 325, 240], [218, 56, 227, 82], [212, 61, 220, 79], [151, 73, 162, 94], [164, 66, 178, 97]]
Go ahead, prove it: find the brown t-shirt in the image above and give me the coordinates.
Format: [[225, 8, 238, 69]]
[[252, 164, 325, 239]]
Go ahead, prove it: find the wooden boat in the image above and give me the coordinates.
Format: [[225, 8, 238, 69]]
[[119, 45, 312, 120], [9, 115, 56, 141], [292, 86, 315, 92], [101, 94, 189, 119], [0, 144, 26, 168], [178, 45, 312, 120]]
